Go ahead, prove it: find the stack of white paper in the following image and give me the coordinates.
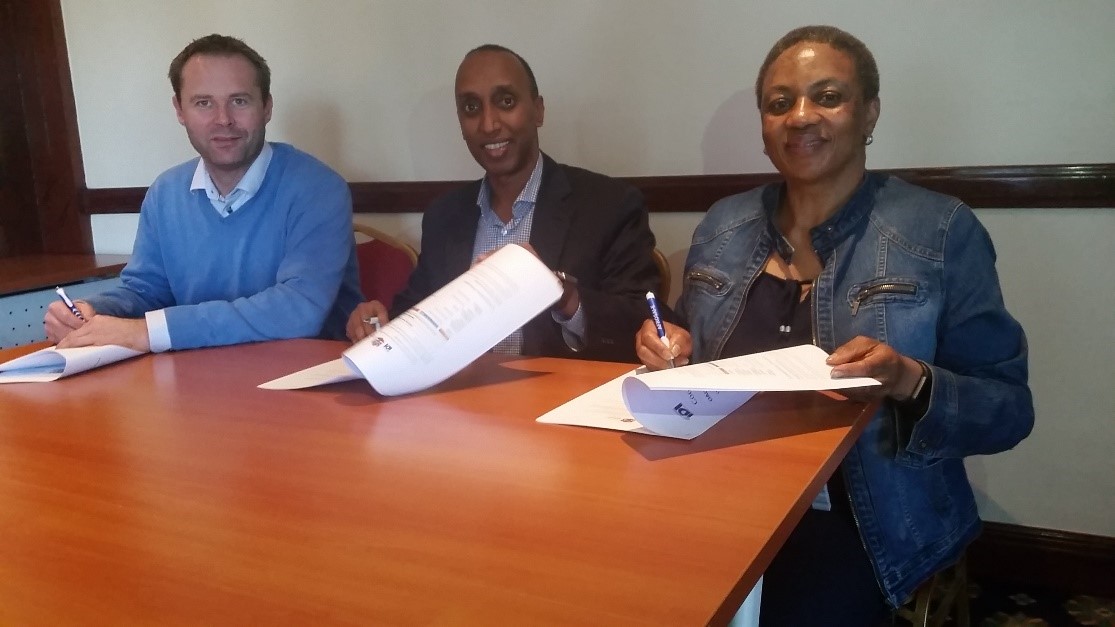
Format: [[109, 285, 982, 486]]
[[537, 344, 879, 439]]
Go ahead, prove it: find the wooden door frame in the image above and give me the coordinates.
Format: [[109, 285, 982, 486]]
[[1, 0, 89, 255]]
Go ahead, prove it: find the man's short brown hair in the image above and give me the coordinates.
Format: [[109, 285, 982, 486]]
[[168, 34, 271, 101]]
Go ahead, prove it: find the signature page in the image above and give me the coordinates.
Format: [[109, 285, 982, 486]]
[[538, 345, 879, 441], [537, 369, 755, 440], [634, 344, 879, 392], [257, 358, 361, 390], [343, 244, 563, 396], [0, 345, 144, 383]]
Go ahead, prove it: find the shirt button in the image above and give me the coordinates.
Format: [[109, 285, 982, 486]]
[[918, 441, 928, 450]]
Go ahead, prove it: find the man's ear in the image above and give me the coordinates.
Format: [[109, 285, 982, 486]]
[[172, 95, 185, 126], [263, 95, 274, 124], [535, 95, 545, 128]]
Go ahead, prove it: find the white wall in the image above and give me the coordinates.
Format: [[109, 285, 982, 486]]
[[66, 0, 1115, 185], [65, 1, 1115, 536]]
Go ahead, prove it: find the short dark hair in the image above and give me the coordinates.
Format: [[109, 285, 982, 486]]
[[168, 34, 271, 102], [754, 25, 879, 108], [466, 44, 540, 98]]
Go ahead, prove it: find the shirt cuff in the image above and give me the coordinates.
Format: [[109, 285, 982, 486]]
[[551, 302, 587, 351], [144, 309, 172, 353]]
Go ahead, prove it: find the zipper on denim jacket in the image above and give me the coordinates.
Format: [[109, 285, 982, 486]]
[[842, 465, 888, 602], [686, 269, 726, 292], [850, 282, 918, 316]]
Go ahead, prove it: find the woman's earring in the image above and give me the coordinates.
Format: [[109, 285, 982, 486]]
[[864, 135, 874, 146]]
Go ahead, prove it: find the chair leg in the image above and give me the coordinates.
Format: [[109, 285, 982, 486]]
[[894, 554, 969, 627], [954, 556, 970, 627]]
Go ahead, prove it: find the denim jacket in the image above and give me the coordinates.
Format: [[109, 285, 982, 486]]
[[678, 173, 1033, 607]]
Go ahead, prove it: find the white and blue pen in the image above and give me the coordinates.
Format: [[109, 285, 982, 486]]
[[362, 315, 382, 332], [55, 286, 87, 322], [645, 291, 675, 368]]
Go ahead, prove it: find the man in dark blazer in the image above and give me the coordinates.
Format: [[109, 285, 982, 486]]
[[347, 44, 660, 363]]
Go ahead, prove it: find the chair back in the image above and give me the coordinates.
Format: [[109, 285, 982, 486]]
[[353, 224, 418, 312], [652, 248, 672, 305]]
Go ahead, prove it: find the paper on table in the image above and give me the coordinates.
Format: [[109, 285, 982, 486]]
[[259, 244, 564, 396], [537, 370, 655, 436], [634, 344, 880, 392], [537, 344, 879, 440], [256, 358, 360, 390], [621, 378, 757, 439], [536, 369, 754, 440], [0, 345, 144, 383]]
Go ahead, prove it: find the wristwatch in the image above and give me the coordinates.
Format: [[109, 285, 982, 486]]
[[905, 360, 932, 405], [554, 271, 578, 286]]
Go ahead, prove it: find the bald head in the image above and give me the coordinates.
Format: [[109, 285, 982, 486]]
[[459, 44, 539, 98], [453, 45, 545, 185]]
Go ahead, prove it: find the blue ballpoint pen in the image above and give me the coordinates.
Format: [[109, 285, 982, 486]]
[[645, 291, 675, 368], [55, 286, 87, 322]]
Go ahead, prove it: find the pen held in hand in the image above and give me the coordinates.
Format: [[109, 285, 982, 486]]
[[55, 286, 87, 322], [645, 291, 675, 368], [362, 316, 381, 332]]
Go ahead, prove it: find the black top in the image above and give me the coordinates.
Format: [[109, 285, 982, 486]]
[[721, 271, 813, 355], [720, 271, 855, 519]]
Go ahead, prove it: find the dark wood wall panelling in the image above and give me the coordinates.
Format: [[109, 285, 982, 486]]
[[969, 522, 1115, 597], [0, 0, 89, 254], [84, 163, 1115, 215]]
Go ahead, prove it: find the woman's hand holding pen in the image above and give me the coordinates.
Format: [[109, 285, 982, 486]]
[[635, 319, 692, 371]]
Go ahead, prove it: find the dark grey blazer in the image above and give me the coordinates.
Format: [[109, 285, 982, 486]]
[[390, 153, 661, 362]]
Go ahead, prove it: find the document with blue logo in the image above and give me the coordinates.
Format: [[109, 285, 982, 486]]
[[537, 345, 878, 440], [259, 244, 562, 396]]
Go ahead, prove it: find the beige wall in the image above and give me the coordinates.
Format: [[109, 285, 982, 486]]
[[66, 1, 1115, 536]]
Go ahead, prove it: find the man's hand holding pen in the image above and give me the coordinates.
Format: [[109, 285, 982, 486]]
[[346, 300, 389, 343], [45, 290, 152, 353], [56, 315, 151, 353], [43, 299, 95, 344]]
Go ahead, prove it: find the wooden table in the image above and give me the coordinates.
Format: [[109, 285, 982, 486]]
[[0, 340, 874, 626]]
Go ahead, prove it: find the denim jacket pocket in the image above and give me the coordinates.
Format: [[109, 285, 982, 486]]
[[685, 265, 733, 297], [847, 277, 927, 316]]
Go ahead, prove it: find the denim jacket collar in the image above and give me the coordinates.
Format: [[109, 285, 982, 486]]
[[763, 173, 886, 264]]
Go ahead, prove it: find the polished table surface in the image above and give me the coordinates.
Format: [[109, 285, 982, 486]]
[[0, 339, 873, 626]]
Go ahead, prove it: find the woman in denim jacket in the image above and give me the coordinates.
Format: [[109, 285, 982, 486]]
[[636, 26, 1033, 624]]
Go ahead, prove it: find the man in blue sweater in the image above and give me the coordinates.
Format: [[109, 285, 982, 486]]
[[43, 34, 361, 352]]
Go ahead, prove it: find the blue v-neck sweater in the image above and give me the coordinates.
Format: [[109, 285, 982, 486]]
[[85, 143, 361, 349]]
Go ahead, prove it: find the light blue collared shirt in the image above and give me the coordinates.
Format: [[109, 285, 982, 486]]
[[145, 143, 275, 352], [189, 142, 274, 217]]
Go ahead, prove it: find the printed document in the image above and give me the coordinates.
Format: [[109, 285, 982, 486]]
[[260, 244, 563, 396], [0, 345, 144, 383], [538, 345, 879, 440]]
